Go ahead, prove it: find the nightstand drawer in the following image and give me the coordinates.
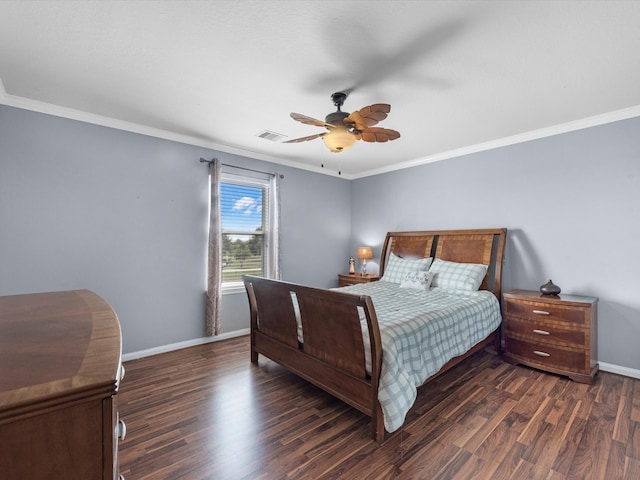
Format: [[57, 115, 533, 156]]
[[338, 274, 379, 287], [504, 299, 587, 326], [505, 317, 585, 347], [505, 337, 588, 373]]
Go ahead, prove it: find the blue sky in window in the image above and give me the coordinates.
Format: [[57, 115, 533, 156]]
[[220, 183, 263, 232]]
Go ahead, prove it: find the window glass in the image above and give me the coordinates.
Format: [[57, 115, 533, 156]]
[[219, 174, 270, 289]]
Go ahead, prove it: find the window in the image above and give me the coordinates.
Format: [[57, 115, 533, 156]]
[[219, 171, 278, 292]]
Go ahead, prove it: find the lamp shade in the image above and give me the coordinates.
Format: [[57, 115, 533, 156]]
[[323, 129, 356, 152], [357, 247, 373, 260]]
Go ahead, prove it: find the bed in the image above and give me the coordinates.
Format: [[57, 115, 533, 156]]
[[243, 228, 507, 442]]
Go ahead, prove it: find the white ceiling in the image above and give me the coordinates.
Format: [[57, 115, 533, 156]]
[[1, 1, 640, 178]]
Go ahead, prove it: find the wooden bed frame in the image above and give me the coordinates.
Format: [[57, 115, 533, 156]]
[[243, 228, 507, 442]]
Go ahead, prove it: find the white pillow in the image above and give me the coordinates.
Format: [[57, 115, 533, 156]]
[[430, 258, 488, 291], [400, 270, 434, 290], [381, 253, 433, 284]]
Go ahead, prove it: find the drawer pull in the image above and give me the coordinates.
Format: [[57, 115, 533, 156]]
[[116, 419, 127, 441], [119, 364, 126, 381], [533, 350, 551, 357], [533, 329, 550, 335], [532, 310, 550, 316]]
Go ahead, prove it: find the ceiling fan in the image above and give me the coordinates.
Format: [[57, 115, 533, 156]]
[[284, 92, 400, 153]]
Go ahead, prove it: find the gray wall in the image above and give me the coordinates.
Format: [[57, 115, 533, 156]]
[[3, 104, 640, 371], [0, 106, 351, 354], [351, 116, 640, 369]]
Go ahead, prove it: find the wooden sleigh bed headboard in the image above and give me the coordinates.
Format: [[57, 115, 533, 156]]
[[244, 228, 507, 443], [380, 228, 506, 300]]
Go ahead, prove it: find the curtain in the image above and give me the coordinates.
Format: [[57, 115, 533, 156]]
[[267, 173, 282, 280], [205, 159, 222, 336]]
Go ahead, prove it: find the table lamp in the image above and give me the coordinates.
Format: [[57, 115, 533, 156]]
[[357, 247, 373, 275]]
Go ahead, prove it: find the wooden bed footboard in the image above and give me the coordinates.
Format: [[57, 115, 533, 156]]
[[243, 275, 386, 441]]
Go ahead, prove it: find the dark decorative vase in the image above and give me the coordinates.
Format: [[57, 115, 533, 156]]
[[540, 279, 561, 296]]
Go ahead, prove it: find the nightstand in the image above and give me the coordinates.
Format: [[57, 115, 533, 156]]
[[338, 273, 380, 287], [502, 289, 598, 383]]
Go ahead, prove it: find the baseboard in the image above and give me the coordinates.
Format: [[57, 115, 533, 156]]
[[122, 328, 250, 362], [122, 337, 640, 380], [599, 362, 640, 380]]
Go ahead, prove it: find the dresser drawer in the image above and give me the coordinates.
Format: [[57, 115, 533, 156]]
[[504, 317, 585, 347], [504, 299, 587, 326], [505, 337, 588, 373]]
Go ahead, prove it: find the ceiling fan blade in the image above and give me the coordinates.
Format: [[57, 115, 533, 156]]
[[359, 127, 400, 143], [283, 133, 326, 144], [290, 112, 334, 128], [306, 17, 465, 93], [345, 104, 391, 130]]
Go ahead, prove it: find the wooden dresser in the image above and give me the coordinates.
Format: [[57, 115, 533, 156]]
[[0, 289, 125, 480], [502, 289, 598, 383]]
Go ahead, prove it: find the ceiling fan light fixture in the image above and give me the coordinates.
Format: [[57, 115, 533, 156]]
[[285, 93, 399, 155], [323, 128, 356, 153]]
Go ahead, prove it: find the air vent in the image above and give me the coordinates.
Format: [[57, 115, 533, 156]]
[[256, 130, 287, 142]]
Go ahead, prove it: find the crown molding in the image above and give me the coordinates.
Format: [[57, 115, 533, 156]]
[[2, 85, 639, 181], [351, 104, 640, 179], [0, 92, 342, 178]]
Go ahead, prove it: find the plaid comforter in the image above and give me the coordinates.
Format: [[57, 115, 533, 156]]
[[337, 281, 502, 433]]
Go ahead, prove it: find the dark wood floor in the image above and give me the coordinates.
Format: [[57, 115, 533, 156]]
[[118, 336, 640, 480]]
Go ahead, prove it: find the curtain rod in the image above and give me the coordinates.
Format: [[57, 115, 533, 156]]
[[199, 157, 283, 178]]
